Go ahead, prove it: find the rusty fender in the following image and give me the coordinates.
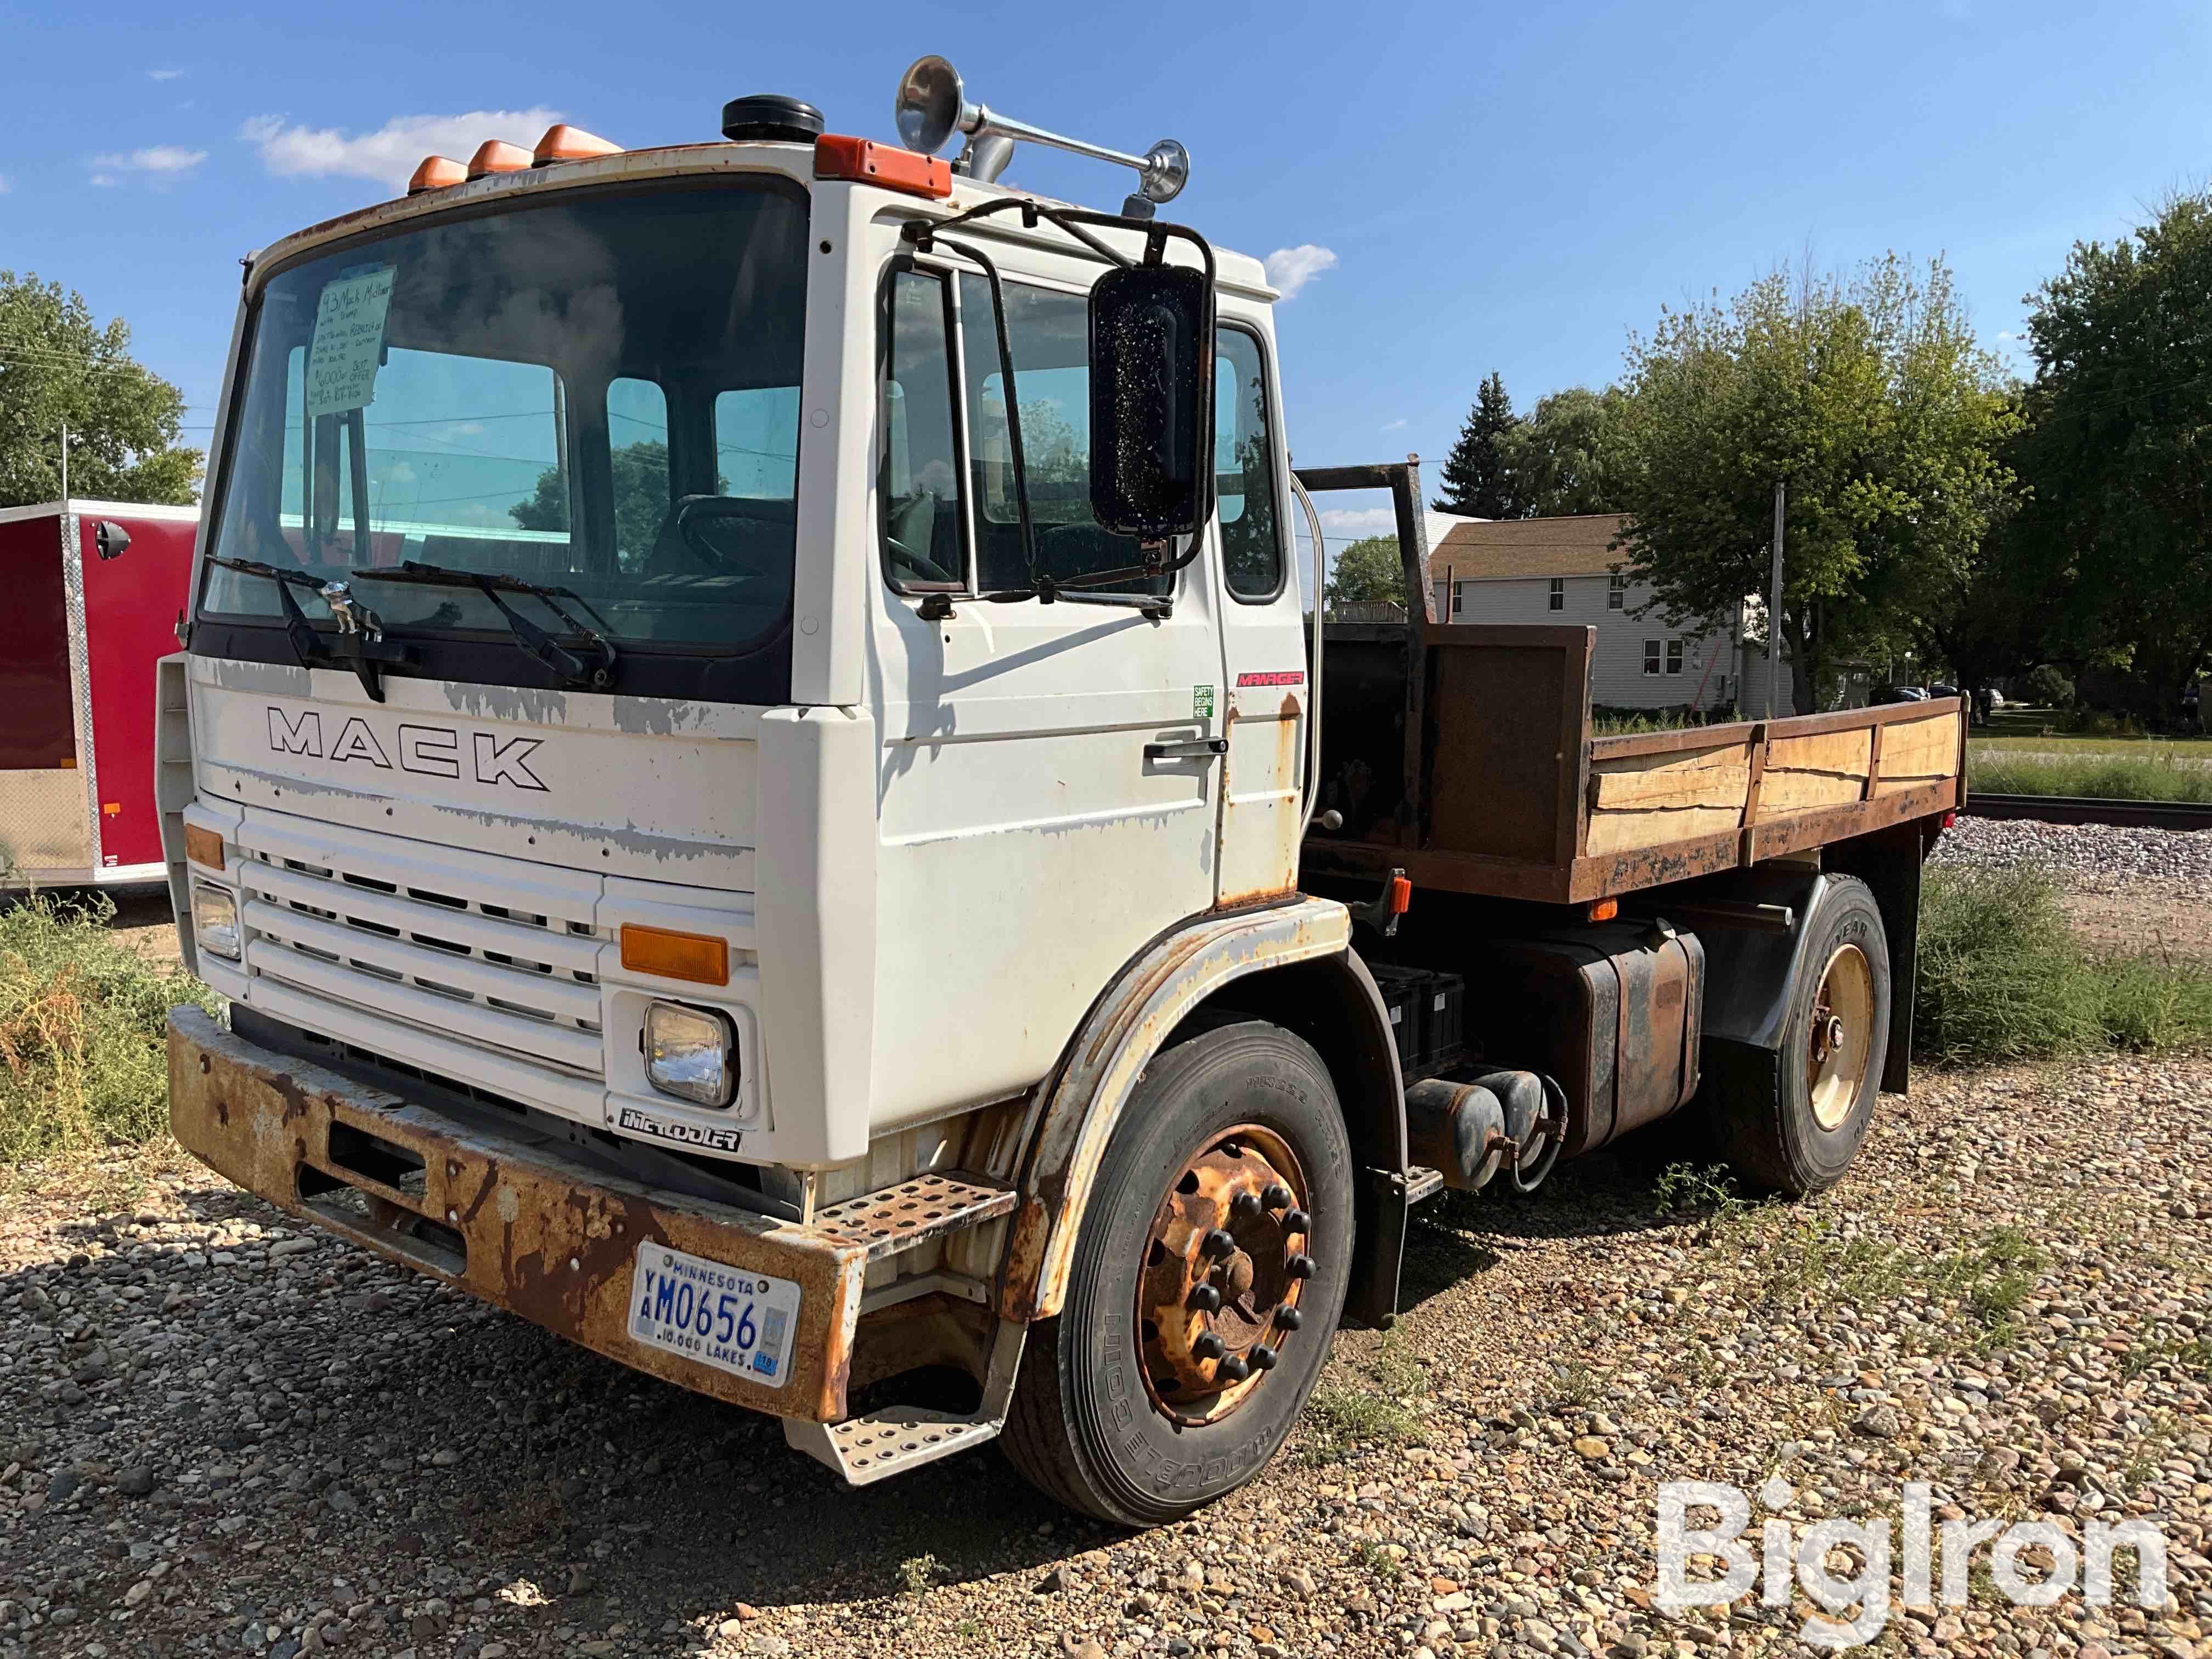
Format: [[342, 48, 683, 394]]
[[167, 1006, 868, 1423], [1000, 897, 1355, 1323]]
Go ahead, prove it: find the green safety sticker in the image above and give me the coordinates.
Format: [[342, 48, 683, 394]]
[[1193, 684, 1215, 719]]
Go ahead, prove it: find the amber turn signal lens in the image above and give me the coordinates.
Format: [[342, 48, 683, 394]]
[[1386, 875, 1413, 916], [184, 823, 225, 872], [619, 924, 729, 987], [1587, 898, 1618, 922]]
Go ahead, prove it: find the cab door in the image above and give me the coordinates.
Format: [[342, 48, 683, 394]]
[[1211, 323, 1307, 905]]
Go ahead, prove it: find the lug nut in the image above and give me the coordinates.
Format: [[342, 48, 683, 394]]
[[1283, 1207, 1312, 1235], [1201, 1227, 1237, 1259], [1189, 1283, 1222, 1313], [1192, 1331, 1225, 1361], [1231, 1189, 1262, 1218], [1261, 1182, 1293, 1210], [1275, 1304, 1302, 1330], [1216, 1353, 1251, 1383], [1285, 1252, 1315, 1280], [1249, 1343, 1278, 1370]]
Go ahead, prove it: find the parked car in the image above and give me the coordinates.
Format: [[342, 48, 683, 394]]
[[1875, 684, 1930, 703]]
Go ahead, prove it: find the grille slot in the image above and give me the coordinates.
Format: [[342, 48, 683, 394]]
[[237, 849, 604, 1076]]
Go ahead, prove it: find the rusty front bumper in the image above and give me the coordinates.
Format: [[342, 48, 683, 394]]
[[167, 1006, 866, 1422]]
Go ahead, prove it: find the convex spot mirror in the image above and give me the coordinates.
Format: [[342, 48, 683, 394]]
[[1088, 263, 1215, 542]]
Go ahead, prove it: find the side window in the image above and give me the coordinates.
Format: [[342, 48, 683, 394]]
[[1215, 327, 1283, 601], [1608, 573, 1627, 610], [1548, 577, 1565, 611], [1667, 638, 1684, 675], [878, 270, 966, 590], [958, 274, 1154, 594], [1643, 639, 1662, 675], [607, 376, 669, 573]]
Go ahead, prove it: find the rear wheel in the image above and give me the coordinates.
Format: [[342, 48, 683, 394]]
[[1702, 874, 1891, 1197], [1002, 1022, 1352, 1525]]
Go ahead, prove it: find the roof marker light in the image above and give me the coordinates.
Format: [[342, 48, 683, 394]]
[[533, 124, 621, 166], [466, 140, 533, 181], [813, 134, 951, 199], [407, 156, 469, 195]]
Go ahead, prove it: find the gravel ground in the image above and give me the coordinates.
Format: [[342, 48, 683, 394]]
[[3, 1056, 2208, 1659], [1934, 817, 2212, 958]]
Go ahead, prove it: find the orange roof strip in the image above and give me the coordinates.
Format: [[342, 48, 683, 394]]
[[407, 155, 469, 195], [466, 140, 533, 180], [533, 124, 622, 165], [812, 134, 951, 200]]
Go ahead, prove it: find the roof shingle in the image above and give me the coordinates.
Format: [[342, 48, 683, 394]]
[[1432, 514, 1628, 581]]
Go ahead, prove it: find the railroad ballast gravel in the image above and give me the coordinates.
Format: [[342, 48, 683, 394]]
[[4, 1053, 2208, 1658]]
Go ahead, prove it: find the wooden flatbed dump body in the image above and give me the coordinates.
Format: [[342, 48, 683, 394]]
[[1304, 621, 1967, 904]]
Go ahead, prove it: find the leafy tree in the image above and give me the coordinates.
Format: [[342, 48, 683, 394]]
[[514, 440, 720, 570], [0, 272, 201, 506], [1432, 371, 1525, 519], [1501, 386, 1635, 517], [2007, 188, 2212, 715], [1325, 535, 1404, 606], [1612, 256, 2018, 714]]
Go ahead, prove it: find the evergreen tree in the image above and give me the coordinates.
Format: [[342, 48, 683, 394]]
[[1431, 371, 1524, 518]]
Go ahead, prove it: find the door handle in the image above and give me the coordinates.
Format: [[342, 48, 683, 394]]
[[1144, 737, 1227, 761]]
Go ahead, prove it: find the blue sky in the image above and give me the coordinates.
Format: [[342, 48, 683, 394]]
[[4, 0, 2208, 544]]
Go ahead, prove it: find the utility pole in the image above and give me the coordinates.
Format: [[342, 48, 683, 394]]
[[1766, 479, 1786, 718]]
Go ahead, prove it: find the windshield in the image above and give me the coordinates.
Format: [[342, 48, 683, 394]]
[[199, 179, 810, 699]]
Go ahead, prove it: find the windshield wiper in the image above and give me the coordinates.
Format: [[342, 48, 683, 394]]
[[202, 554, 414, 702], [349, 562, 619, 692]]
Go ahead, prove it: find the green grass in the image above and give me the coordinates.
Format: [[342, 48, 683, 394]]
[[1300, 1334, 1427, 1463], [1759, 1218, 2046, 1347], [0, 892, 217, 1164], [1915, 866, 2212, 1064], [1968, 748, 2212, 802]]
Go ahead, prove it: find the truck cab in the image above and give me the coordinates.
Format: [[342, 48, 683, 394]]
[[165, 63, 1953, 1525]]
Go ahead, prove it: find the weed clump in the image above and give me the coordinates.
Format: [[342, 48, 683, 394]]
[[0, 892, 216, 1163]]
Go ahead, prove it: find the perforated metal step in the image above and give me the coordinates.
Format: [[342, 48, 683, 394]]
[[810, 1171, 1018, 1261], [784, 1323, 1025, 1486]]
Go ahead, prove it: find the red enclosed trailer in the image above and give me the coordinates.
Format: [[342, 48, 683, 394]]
[[0, 499, 199, 888]]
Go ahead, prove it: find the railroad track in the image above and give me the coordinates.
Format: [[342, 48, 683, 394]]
[[1961, 792, 2212, 831]]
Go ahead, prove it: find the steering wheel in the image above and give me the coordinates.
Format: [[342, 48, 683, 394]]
[[888, 537, 956, 585], [673, 495, 786, 583]]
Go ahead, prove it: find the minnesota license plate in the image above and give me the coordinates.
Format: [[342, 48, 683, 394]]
[[627, 1242, 800, 1389]]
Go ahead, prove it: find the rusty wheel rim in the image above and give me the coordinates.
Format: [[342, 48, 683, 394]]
[[1807, 943, 1874, 1131], [1136, 1124, 1312, 1427]]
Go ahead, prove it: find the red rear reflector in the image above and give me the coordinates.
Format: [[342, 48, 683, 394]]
[[813, 134, 951, 199], [1386, 876, 1413, 916], [466, 140, 533, 180], [1942, 810, 1958, 829], [533, 124, 620, 166], [408, 155, 468, 195]]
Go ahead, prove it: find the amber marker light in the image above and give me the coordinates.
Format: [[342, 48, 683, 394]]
[[466, 140, 533, 180], [619, 924, 730, 987], [534, 125, 621, 165], [407, 156, 469, 195]]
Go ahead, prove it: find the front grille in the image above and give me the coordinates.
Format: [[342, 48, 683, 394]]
[[233, 816, 605, 1077]]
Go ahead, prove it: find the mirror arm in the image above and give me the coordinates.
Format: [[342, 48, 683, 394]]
[[921, 232, 1039, 586]]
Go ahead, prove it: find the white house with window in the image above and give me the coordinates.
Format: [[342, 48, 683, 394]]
[[1429, 515, 1774, 713]]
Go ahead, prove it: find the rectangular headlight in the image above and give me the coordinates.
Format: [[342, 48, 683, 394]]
[[643, 1001, 735, 1108], [192, 883, 241, 961]]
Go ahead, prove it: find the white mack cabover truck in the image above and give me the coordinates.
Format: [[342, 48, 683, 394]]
[[160, 57, 1967, 1523]]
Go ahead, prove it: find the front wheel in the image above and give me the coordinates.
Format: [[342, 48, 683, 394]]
[[1001, 1022, 1352, 1525], [1701, 873, 1892, 1197]]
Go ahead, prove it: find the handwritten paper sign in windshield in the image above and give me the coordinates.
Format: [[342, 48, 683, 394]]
[[304, 267, 396, 419]]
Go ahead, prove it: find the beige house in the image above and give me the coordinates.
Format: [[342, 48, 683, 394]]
[[1428, 515, 1785, 714]]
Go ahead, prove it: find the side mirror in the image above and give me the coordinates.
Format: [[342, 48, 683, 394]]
[[93, 520, 132, 561], [1088, 263, 1215, 540]]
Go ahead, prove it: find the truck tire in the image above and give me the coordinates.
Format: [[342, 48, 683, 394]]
[[1701, 874, 1891, 1198], [1002, 1021, 1352, 1525]]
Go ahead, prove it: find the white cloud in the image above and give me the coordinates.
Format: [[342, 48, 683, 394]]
[[1263, 244, 1338, 301], [148, 67, 186, 81], [1380, 417, 1407, 432], [90, 174, 116, 189], [1314, 504, 1481, 553], [88, 145, 207, 178], [241, 108, 564, 191]]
